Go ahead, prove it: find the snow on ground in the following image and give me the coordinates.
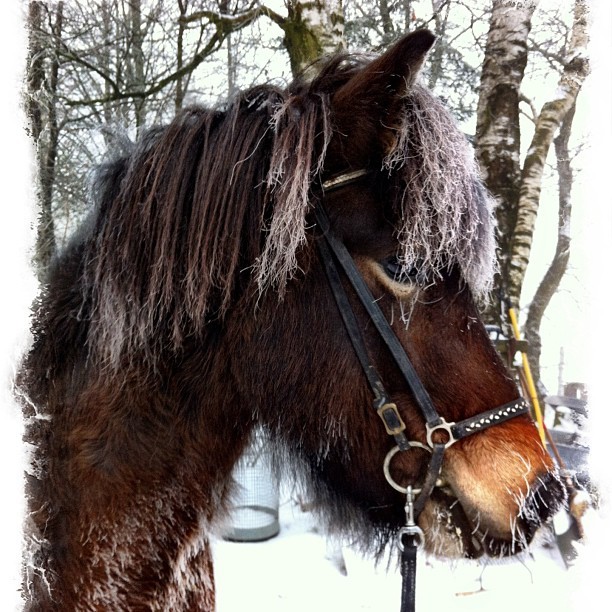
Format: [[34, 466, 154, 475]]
[[213, 493, 589, 612]]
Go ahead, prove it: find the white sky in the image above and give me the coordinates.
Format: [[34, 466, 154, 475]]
[[0, 0, 610, 609]]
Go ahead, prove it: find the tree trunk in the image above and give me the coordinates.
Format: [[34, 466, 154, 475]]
[[475, 0, 589, 335], [427, 0, 451, 89], [101, 1, 115, 126], [524, 103, 576, 389], [283, 0, 345, 76], [26, 2, 44, 142], [176, 0, 187, 112], [507, 0, 589, 306], [27, 1, 63, 274], [403, 0, 413, 31], [379, 0, 394, 37], [129, 0, 147, 131], [474, 0, 536, 325]]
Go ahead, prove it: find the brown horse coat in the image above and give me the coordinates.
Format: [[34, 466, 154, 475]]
[[18, 30, 563, 610]]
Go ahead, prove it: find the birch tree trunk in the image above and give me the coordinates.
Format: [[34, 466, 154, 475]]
[[475, 0, 536, 324], [27, 1, 64, 275], [129, 0, 147, 132], [524, 103, 576, 389], [427, 0, 450, 89], [175, 0, 187, 112], [101, 1, 115, 126], [475, 0, 589, 327], [282, 0, 345, 76], [508, 0, 589, 306]]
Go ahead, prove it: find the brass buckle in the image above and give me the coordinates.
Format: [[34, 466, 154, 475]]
[[377, 402, 406, 436]]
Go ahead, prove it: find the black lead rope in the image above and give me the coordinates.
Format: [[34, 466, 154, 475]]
[[400, 536, 418, 612], [392, 441, 443, 612]]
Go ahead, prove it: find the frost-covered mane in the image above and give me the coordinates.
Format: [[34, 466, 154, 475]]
[[83, 55, 494, 365], [388, 83, 495, 295]]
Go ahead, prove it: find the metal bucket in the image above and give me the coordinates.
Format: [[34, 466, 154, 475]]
[[224, 431, 280, 542]]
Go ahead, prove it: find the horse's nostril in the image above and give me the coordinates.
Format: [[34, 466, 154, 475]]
[[520, 471, 567, 537]]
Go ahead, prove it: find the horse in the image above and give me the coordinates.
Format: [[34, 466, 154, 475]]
[[17, 29, 565, 610]]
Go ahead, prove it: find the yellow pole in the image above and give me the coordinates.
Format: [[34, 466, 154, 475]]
[[507, 307, 546, 444]]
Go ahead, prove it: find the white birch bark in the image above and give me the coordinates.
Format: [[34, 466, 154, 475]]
[[524, 103, 576, 388], [508, 0, 590, 305], [283, 0, 345, 75], [476, 2, 536, 187], [475, 0, 537, 322]]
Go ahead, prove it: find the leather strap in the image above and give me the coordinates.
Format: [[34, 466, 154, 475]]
[[451, 398, 530, 441], [317, 231, 410, 451], [315, 204, 442, 429], [400, 535, 418, 612], [413, 442, 445, 517]]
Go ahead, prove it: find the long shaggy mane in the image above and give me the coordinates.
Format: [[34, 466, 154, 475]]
[[81, 55, 494, 366], [387, 83, 496, 295]]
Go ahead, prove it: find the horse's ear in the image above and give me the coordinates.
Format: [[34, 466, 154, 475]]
[[332, 29, 436, 160]]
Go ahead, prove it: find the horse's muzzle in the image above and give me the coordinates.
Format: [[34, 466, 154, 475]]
[[423, 470, 567, 559], [485, 470, 567, 557], [519, 471, 568, 541]]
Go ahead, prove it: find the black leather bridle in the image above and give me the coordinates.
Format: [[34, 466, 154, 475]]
[[315, 170, 530, 612]]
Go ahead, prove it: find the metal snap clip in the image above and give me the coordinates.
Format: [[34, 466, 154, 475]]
[[397, 485, 424, 551], [397, 525, 424, 551]]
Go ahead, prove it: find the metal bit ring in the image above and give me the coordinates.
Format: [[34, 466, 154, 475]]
[[383, 442, 432, 494]]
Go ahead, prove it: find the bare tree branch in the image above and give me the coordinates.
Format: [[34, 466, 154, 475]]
[[180, 4, 286, 29], [62, 29, 224, 106]]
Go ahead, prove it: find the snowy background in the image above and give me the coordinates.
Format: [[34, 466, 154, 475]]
[[211, 489, 600, 612], [1, 1, 611, 610]]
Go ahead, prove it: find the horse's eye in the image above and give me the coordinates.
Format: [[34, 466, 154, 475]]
[[383, 257, 420, 284]]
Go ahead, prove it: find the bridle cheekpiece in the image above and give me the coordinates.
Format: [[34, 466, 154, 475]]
[[315, 169, 531, 612]]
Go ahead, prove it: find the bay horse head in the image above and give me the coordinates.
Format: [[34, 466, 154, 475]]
[[19, 29, 565, 610]]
